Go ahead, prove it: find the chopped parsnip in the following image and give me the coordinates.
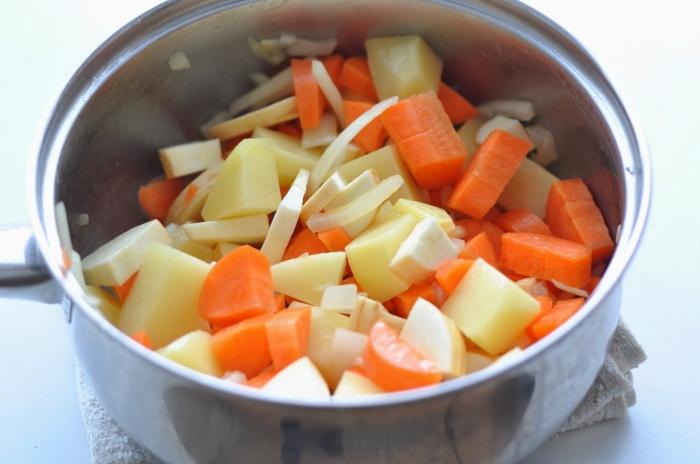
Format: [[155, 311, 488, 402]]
[[325, 169, 380, 237], [393, 198, 455, 234], [229, 67, 293, 115], [166, 223, 217, 262], [205, 96, 298, 140], [158, 331, 222, 377], [271, 252, 347, 305], [214, 242, 240, 259], [320, 284, 358, 313], [183, 215, 269, 245], [159, 139, 222, 178], [307, 308, 351, 383], [301, 112, 338, 149], [166, 163, 223, 224], [300, 172, 346, 222], [349, 296, 405, 334]]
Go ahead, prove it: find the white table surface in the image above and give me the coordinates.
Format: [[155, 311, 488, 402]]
[[1, 1, 699, 462]]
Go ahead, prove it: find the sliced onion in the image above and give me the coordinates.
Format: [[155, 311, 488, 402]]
[[168, 51, 191, 71], [309, 96, 398, 192], [476, 115, 532, 145], [551, 279, 590, 298], [526, 124, 558, 166], [249, 72, 269, 86], [248, 37, 287, 65], [306, 175, 404, 232], [516, 277, 549, 298], [229, 67, 293, 115], [301, 113, 338, 149], [478, 99, 535, 122], [311, 60, 345, 125], [287, 37, 338, 57]]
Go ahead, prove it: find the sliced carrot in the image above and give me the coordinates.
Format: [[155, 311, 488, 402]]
[[546, 178, 614, 262], [245, 365, 276, 388], [363, 321, 442, 392], [130, 330, 152, 349], [343, 100, 387, 152], [392, 280, 443, 318], [291, 58, 325, 129], [436, 82, 477, 125], [273, 294, 286, 312], [283, 227, 329, 261], [114, 272, 138, 304], [455, 219, 504, 256], [339, 56, 378, 102], [210, 313, 274, 378], [528, 298, 585, 340], [272, 121, 302, 139], [459, 231, 497, 266], [484, 206, 503, 223], [447, 130, 533, 219], [501, 268, 527, 282], [524, 296, 553, 340], [382, 298, 397, 313], [495, 209, 552, 235], [585, 276, 601, 294], [317, 227, 352, 252], [435, 258, 474, 297], [321, 54, 345, 88], [199, 245, 275, 327], [500, 233, 592, 288], [265, 307, 311, 371], [138, 178, 184, 221]]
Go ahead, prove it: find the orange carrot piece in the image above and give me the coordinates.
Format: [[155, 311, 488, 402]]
[[500, 268, 527, 282], [114, 272, 138, 304], [363, 321, 442, 392], [546, 178, 614, 262], [317, 227, 352, 252], [321, 54, 344, 88], [339, 56, 378, 102], [273, 294, 286, 312], [210, 313, 274, 378], [283, 227, 329, 261], [528, 298, 585, 340], [291, 59, 325, 129], [245, 365, 276, 388], [483, 206, 503, 223], [130, 330, 152, 349], [500, 233, 592, 288], [435, 259, 474, 296], [272, 121, 302, 138], [343, 100, 387, 152], [495, 209, 552, 235], [138, 178, 184, 221], [392, 280, 443, 318], [447, 130, 533, 219], [428, 189, 443, 208], [436, 82, 477, 125], [585, 276, 601, 294], [265, 307, 311, 371], [455, 219, 504, 256], [458, 231, 497, 266], [525, 295, 553, 340], [199, 245, 275, 327]]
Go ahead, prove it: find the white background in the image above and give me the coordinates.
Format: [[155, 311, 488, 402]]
[[1, 0, 699, 462]]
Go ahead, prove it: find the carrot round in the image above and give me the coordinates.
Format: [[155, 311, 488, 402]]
[[321, 54, 345, 88], [245, 365, 277, 388], [317, 227, 352, 252], [273, 294, 286, 312], [546, 178, 614, 262], [436, 82, 477, 125], [339, 56, 378, 102], [495, 209, 552, 235], [291, 58, 325, 129], [392, 280, 443, 318], [138, 177, 184, 221], [455, 219, 504, 256], [283, 227, 329, 261], [500, 233, 592, 288], [114, 272, 138, 303], [343, 100, 387, 153], [130, 330, 152, 349], [458, 231, 497, 266], [210, 313, 274, 378], [265, 307, 311, 371], [435, 258, 474, 297], [199, 245, 275, 327], [363, 321, 442, 392], [528, 297, 585, 340]]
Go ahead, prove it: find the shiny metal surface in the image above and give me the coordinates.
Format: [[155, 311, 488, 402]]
[[4, 0, 650, 462]]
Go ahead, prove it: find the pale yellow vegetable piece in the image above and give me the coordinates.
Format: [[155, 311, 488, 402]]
[[70, 250, 86, 287], [334, 370, 384, 397], [475, 115, 532, 145], [82, 219, 171, 287], [477, 99, 535, 122], [118, 245, 210, 349], [326, 328, 368, 388], [168, 50, 190, 71], [271, 252, 346, 305], [365, 35, 443, 100], [159, 139, 222, 178], [311, 60, 345, 124], [307, 307, 351, 383], [325, 169, 380, 238], [158, 330, 223, 377], [525, 124, 558, 167], [457, 115, 487, 156], [214, 242, 240, 259], [54, 201, 72, 251], [301, 112, 338, 149], [252, 127, 319, 188], [183, 215, 269, 245], [320, 284, 358, 313], [166, 163, 223, 224], [372, 201, 400, 225], [229, 67, 293, 115], [205, 96, 298, 140], [498, 157, 559, 219], [166, 223, 217, 262], [202, 139, 281, 220], [346, 215, 417, 302], [300, 172, 346, 223], [349, 296, 406, 334], [262, 356, 330, 399], [393, 198, 455, 234], [442, 258, 540, 355], [83, 286, 120, 325], [399, 298, 466, 378], [335, 145, 423, 202], [200, 111, 231, 136], [463, 351, 494, 374], [493, 347, 524, 365]]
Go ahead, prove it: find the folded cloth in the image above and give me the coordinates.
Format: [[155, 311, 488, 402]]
[[76, 321, 646, 464]]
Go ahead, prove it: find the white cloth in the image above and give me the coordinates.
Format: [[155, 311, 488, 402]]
[[76, 321, 646, 463]]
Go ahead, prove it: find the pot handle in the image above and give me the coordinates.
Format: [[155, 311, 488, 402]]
[[0, 225, 63, 304]]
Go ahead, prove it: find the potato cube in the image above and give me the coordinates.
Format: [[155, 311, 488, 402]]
[[393, 198, 455, 234], [159, 139, 222, 178], [262, 357, 330, 399], [158, 330, 222, 377], [326, 328, 368, 388], [253, 127, 320, 188], [334, 371, 384, 397], [498, 157, 559, 219], [307, 307, 351, 383], [271, 252, 347, 305]]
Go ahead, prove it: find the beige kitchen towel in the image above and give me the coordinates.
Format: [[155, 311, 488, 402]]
[[76, 321, 646, 464]]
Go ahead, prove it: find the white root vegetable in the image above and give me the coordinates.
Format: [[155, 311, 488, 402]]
[[301, 113, 338, 149], [159, 139, 222, 178], [182, 215, 269, 245], [300, 172, 346, 223], [478, 99, 535, 122], [525, 124, 558, 166], [311, 60, 345, 125], [207, 97, 298, 140], [320, 284, 358, 313], [228, 67, 293, 115], [200, 111, 231, 136]]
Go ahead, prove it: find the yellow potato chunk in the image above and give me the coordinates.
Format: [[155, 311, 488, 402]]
[[307, 307, 351, 384], [365, 35, 443, 100], [393, 198, 455, 234], [498, 157, 559, 219], [334, 371, 384, 397], [158, 330, 222, 377], [202, 139, 281, 221], [159, 139, 222, 178], [262, 357, 330, 399], [83, 286, 120, 325], [253, 127, 320, 188], [270, 252, 347, 305]]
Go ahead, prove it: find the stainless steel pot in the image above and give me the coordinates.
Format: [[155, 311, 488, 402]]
[[1, 0, 650, 462]]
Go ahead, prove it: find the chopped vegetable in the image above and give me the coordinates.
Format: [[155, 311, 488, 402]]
[[499, 157, 559, 219], [138, 178, 184, 221], [168, 50, 191, 71], [300, 172, 346, 222], [271, 252, 347, 305], [114, 272, 138, 303], [477, 99, 535, 122], [528, 298, 585, 340], [159, 139, 222, 178], [166, 223, 218, 262], [458, 231, 497, 266], [301, 112, 337, 149], [317, 227, 352, 252], [286, 37, 338, 57], [434, 258, 474, 297], [437, 82, 478, 125], [326, 328, 368, 388], [343, 100, 387, 153], [475, 115, 533, 145], [253, 127, 319, 187], [320, 284, 358, 313], [229, 67, 294, 115], [262, 356, 330, 398], [210, 312, 274, 378], [158, 330, 222, 376], [392, 280, 444, 318], [265, 307, 311, 370], [324, 169, 380, 237], [246, 365, 276, 388], [311, 60, 345, 124], [525, 124, 558, 166], [183, 215, 269, 245], [321, 54, 344, 87], [283, 227, 329, 261], [248, 36, 287, 65], [454, 219, 504, 255], [457, 115, 487, 156], [393, 198, 455, 234], [166, 163, 223, 224], [551, 279, 590, 298], [340, 56, 378, 101], [307, 307, 351, 382], [131, 330, 152, 349], [206, 97, 298, 140], [349, 296, 405, 334], [334, 370, 384, 397], [292, 59, 325, 129], [494, 209, 552, 235]]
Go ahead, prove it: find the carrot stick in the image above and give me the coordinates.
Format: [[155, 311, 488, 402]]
[[447, 130, 532, 219], [500, 233, 592, 288], [340, 56, 378, 102], [138, 178, 184, 221], [436, 82, 477, 125], [272, 121, 302, 139], [343, 100, 387, 152], [265, 307, 311, 371], [199, 245, 275, 327], [321, 54, 345, 88], [114, 272, 138, 303], [392, 280, 443, 318], [528, 298, 584, 340], [458, 231, 497, 266], [546, 178, 614, 262], [130, 330, 152, 349], [585, 276, 601, 294], [274, 294, 286, 312], [484, 206, 503, 223], [283, 227, 329, 261], [435, 258, 474, 297], [317, 227, 352, 252], [210, 313, 274, 377], [455, 219, 504, 256], [291, 58, 325, 129], [245, 365, 276, 388], [495, 209, 552, 235]]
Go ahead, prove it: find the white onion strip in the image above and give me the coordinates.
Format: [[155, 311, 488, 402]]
[[229, 67, 293, 115], [311, 59, 345, 125], [551, 279, 590, 298], [477, 99, 535, 122]]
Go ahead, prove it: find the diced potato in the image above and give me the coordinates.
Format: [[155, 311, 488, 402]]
[[349, 296, 405, 334], [166, 223, 216, 262], [321, 284, 358, 313], [83, 286, 120, 325], [253, 127, 320, 188], [118, 245, 210, 349], [325, 328, 368, 388], [498, 157, 559, 219], [307, 308, 351, 383], [202, 139, 281, 221], [442, 259, 540, 355], [335, 146, 423, 202], [475, 115, 533, 146], [334, 370, 384, 397], [463, 351, 494, 374], [393, 198, 455, 234], [301, 113, 338, 149], [365, 36, 443, 100], [399, 298, 466, 378], [346, 215, 417, 302], [183, 215, 269, 245], [271, 252, 347, 305], [261, 169, 308, 264], [166, 163, 223, 224], [457, 115, 486, 157], [205, 96, 298, 140], [82, 219, 171, 287], [300, 172, 346, 223], [262, 357, 330, 399], [159, 139, 222, 178], [525, 124, 558, 167], [157, 330, 222, 377], [389, 218, 459, 284], [326, 169, 380, 238]]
